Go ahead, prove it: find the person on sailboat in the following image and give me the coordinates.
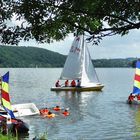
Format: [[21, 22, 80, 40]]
[[77, 80, 81, 87], [71, 80, 76, 87], [55, 80, 61, 87], [128, 93, 135, 104], [65, 80, 69, 87], [137, 94, 140, 101]]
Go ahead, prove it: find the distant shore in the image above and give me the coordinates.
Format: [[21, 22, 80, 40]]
[[0, 45, 138, 68]]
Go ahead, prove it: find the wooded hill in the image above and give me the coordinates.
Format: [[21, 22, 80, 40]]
[[0, 45, 138, 68], [0, 45, 66, 67]]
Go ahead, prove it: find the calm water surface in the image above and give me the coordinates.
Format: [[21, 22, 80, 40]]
[[0, 68, 140, 140]]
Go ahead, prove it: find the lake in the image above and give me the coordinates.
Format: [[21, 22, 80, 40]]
[[0, 68, 140, 140]]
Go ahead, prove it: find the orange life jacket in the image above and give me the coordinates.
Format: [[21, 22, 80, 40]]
[[62, 111, 70, 116], [53, 107, 61, 111], [40, 109, 49, 115], [137, 95, 140, 100], [65, 80, 69, 87], [71, 80, 76, 87]]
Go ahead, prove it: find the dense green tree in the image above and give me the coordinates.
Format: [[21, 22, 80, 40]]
[[0, 0, 140, 45]]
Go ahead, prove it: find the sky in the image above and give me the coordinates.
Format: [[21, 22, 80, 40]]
[[19, 29, 140, 59]]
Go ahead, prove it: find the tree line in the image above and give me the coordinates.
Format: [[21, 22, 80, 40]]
[[0, 45, 66, 67], [0, 45, 138, 68]]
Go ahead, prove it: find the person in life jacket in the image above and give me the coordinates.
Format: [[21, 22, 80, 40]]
[[77, 80, 81, 87], [53, 106, 61, 111], [46, 111, 55, 118], [55, 80, 61, 87], [65, 80, 69, 87], [137, 94, 140, 101], [128, 93, 135, 104], [40, 108, 49, 115], [71, 80, 76, 87], [62, 109, 70, 116]]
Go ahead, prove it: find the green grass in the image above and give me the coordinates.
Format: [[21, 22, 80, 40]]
[[0, 132, 48, 140], [0, 133, 17, 140]]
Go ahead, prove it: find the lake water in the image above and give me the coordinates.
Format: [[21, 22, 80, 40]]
[[1, 68, 140, 140]]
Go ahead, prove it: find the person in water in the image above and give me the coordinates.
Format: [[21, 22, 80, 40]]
[[128, 93, 135, 104], [46, 111, 56, 118], [53, 106, 61, 111], [71, 80, 76, 87], [55, 80, 61, 87], [40, 107, 49, 115], [65, 80, 69, 87], [62, 109, 70, 116]]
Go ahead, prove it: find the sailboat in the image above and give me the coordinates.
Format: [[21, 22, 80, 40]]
[[127, 60, 140, 104], [51, 35, 104, 92], [0, 72, 40, 117], [0, 72, 29, 134]]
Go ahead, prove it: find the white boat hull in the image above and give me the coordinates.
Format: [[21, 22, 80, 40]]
[[51, 84, 104, 92], [12, 103, 40, 117]]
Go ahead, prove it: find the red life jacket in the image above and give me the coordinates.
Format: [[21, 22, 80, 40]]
[[62, 111, 70, 116], [137, 95, 140, 100], [53, 107, 61, 111], [71, 80, 76, 87]]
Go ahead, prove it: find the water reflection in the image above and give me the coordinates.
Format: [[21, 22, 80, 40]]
[[0, 68, 137, 140], [56, 91, 83, 123], [55, 91, 101, 124], [134, 106, 140, 138]]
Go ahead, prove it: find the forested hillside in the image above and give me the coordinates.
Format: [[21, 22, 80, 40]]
[[0, 45, 138, 68], [0, 45, 66, 67]]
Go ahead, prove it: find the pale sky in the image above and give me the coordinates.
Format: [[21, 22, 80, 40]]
[[19, 29, 140, 59]]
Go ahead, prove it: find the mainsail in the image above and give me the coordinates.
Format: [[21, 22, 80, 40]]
[[132, 60, 140, 95], [60, 35, 99, 87], [1, 72, 15, 118]]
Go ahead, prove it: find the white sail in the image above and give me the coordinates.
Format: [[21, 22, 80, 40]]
[[60, 35, 83, 80], [60, 35, 100, 87], [81, 42, 99, 87]]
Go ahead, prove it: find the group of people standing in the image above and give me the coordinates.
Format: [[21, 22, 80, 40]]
[[55, 79, 81, 87]]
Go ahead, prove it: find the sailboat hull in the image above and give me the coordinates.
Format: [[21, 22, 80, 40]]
[[51, 84, 104, 92]]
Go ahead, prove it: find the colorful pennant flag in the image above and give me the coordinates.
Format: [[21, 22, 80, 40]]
[[1, 72, 15, 118], [133, 60, 140, 95]]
